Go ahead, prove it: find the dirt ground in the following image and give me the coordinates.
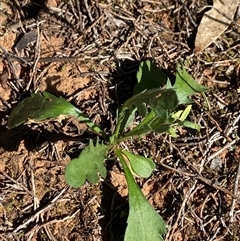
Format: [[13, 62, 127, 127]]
[[0, 0, 240, 240]]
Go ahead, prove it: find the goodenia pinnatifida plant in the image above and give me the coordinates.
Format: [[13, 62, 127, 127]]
[[8, 60, 209, 241]]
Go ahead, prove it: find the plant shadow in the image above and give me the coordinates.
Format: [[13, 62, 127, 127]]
[[100, 176, 129, 241]]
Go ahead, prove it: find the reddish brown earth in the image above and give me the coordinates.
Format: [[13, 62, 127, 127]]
[[0, 1, 240, 240]]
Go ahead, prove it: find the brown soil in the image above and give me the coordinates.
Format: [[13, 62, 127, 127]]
[[0, 1, 240, 241]]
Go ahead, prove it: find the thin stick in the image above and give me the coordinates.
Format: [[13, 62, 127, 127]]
[[11, 186, 68, 234], [0, 45, 19, 81], [27, 24, 41, 91], [0, 55, 111, 63], [24, 209, 80, 237], [229, 155, 240, 222], [160, 160, 237, 198], [207, 139, 237, 162]]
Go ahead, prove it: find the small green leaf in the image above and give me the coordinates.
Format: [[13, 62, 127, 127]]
[[122, 150, 156, 178], [171, 110, 183, 120], [65, 139, 109, 188], [179, 105, 192, 122], [170, 105, 192, 124], [115, 149, 166, 241], [167, 127, 178, 137], [171, 63, 209, 104], [182, 120, 201, 130], [134, 60, 167, 95]]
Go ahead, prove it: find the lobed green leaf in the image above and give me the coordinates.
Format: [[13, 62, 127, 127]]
[[65, 139, 109, 188], [8, 92, 79, 129], [8, 91, 106, 138], [171, 63, 209, 104]]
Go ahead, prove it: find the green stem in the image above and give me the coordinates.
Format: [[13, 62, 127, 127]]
[[75, 112, 108, 140]]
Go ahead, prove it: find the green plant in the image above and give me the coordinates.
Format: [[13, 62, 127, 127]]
[[8, 60, 209, 241]]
